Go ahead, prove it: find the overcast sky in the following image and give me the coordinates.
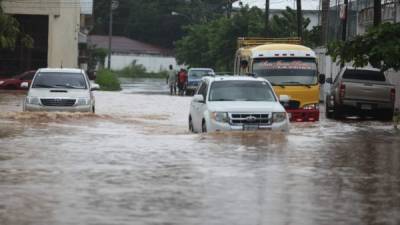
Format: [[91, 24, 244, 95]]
[[233, 0, 320, 10]]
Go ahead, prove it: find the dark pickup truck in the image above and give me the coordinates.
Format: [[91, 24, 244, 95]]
[[325, 67, 395, 120]]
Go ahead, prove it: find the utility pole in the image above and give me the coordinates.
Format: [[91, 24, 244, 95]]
[[321, 0, 330, 45], [373, 0, 382, 26], [340, 0, 348, 41], [107, 0, 118, 70], [296, 0, 303, 41], [265, 0, 270, 36]]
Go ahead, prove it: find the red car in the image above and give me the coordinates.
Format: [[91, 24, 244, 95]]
[[0, 70, 37, 89]]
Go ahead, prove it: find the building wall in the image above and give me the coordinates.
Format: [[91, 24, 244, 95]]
[[107, 54, 181, 72], [2, 0, 80, 68]]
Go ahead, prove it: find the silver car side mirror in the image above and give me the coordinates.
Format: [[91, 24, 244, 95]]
[[21, 82, 29, 89], [90, 83, 100, 91]]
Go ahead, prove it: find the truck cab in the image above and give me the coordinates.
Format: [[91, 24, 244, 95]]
[[234, 38, 325, 122]]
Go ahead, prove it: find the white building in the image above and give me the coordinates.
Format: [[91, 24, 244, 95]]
[[88, 35, 180, 72]]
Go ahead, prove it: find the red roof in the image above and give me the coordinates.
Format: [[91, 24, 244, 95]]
[[88, 35, 172, 56]]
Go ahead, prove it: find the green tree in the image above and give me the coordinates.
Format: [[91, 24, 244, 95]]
[[175, 6, 320, 71], [92, 0, 232, 48], [327, 23, 400, 72], [175, 6, 265, 71], [0, 1, 33, 49]]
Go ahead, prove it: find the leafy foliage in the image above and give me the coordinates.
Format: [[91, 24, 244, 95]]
[[114, 60, 168, 78], [327, 23, 400, 71], [0, 3, 33, 49], [92, 0, 231, 48], [175, 6, 321, 71], [95, 69, 121, 91]]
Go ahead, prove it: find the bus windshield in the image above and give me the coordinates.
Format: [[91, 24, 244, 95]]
[[253, 58, 317, 86]]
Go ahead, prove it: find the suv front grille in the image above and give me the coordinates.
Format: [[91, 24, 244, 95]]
[[41, 98, 76, 107], [229, 113, 271, 125]]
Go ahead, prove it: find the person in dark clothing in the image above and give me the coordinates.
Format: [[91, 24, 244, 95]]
[[177, 69, 188, 96]]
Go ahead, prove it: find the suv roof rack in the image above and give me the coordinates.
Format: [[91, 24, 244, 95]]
[[237, 37, 302, 48]]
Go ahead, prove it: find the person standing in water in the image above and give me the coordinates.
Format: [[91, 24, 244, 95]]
[[166, 65, 177, 95]]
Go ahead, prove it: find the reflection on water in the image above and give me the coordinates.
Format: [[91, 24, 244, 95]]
[[0, 80, 400, 225]]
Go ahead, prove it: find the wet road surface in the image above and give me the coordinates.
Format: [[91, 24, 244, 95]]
[[0, 79, 399, 225]]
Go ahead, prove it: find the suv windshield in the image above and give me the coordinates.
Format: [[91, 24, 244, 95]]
[[343, 69, 386, 81], [189, 70, 213, 78], [32, 72, 87, 89], [209, 80, 276, 102], [253, 58, 317, 85]]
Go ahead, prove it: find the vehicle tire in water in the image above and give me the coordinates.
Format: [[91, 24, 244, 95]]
[[377, 109, 393, 121], [189, 116, 194, 133], [325, 96, 334, 119], [333, 106, 343, 119], [201, 120, 207, 133]]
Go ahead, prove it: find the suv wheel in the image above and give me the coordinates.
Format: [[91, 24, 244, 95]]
[[201, 120, 207, 133], [189, 116, 194, 133]]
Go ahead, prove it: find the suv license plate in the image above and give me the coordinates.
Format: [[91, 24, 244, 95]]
[[361, 104, 372, 110], [243, 124, 259, 131]]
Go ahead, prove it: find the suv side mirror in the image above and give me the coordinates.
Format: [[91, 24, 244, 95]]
[[319, 74, 326, 84], [20, 82, 29, 89], [325, 77, 333, 84], [279, 95, 290, 103], [193, 94, 205, 103], [90, 83, 100, 91]]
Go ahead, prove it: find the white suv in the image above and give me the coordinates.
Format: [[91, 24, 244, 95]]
[[23, 68, 98, 113], [188, 76, 290, 133]]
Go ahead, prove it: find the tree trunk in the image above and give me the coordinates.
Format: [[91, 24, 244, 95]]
[[373, 0, 381, 26]]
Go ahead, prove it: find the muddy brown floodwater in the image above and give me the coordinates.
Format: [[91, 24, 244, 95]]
[[0, 79, 400, 225]]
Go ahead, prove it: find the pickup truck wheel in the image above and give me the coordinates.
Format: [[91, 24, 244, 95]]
[[325, 96, 334, 119], [201, 120, 207, 133], [189, 116, 194, 133], [333, 106, 343, 119], [377, 109, 393, 121]]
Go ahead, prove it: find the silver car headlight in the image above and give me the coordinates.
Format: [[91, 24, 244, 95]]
[[26, 96, 40, 105], [76, 98, 90, 106], [210, 112, 229, 123], [272, 112, 287, 123]]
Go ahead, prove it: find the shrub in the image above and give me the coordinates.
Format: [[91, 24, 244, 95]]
[[95, 69, 121, 91], [115, 60, 169, 78]]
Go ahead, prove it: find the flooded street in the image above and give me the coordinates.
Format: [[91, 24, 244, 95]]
[[1, 79, 399, 225]]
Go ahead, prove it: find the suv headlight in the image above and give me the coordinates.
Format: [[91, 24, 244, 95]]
[[76, 98, 90, 106], [302, 103, 319, 110], [272, 112, 287, 123], [210, 112, 229, 123], [26, 96, 40, 105]]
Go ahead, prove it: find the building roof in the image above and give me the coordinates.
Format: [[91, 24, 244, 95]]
[[88, 35, 173, 56]]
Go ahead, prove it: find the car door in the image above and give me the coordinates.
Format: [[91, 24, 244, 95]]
[[191, 81, 207, 131]]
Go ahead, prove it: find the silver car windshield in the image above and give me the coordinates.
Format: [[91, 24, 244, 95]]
[[209, 81, 276, 102], [32, 72, 87, 89]]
